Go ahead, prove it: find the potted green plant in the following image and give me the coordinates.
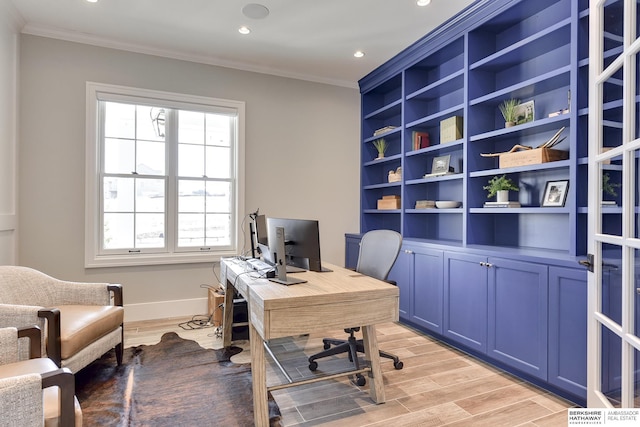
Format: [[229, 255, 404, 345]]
[[498, 98, 521, 128], [483, 174, 519, 202], [372, 138, 388, 160], [602, 172, 621, 204]]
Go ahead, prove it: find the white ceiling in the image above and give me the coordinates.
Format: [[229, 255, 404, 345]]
[[9, 0, 475, 88]]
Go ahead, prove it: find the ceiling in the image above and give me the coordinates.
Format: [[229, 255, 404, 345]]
[[9, 0, 475, 88]]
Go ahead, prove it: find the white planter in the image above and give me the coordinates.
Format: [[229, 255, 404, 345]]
[[496, 190, 509, 203]]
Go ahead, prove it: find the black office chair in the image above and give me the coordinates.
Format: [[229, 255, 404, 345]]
[[308, 229, 403, 386]]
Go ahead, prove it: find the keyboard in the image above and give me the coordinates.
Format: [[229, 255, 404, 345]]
[[245, 258, 275, 272]]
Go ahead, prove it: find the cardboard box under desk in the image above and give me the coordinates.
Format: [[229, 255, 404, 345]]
[[499, 148, 569, 169]]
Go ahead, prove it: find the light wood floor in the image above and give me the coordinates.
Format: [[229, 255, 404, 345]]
[[125, 317, 578, 426]]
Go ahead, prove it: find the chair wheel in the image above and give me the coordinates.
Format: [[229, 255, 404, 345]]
[[323, 343, 331, 350], [394, 361, 404, 370], [308, 361, 318, 371], [354, 374, 366, 387]]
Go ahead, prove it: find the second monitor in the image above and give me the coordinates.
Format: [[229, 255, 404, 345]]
[[260, 217, 330, 273]]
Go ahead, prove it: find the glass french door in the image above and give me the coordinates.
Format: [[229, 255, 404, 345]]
[[587, 0, 640, 408]]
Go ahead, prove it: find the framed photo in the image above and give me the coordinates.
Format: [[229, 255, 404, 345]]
[[431, 155, 451, 175], [542, 180, 569, 207], [515, 100, 535, 125]]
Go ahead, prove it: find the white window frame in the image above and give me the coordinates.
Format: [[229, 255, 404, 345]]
[[85, 82, 245, 267]]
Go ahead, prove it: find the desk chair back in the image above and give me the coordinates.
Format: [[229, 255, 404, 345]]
[[356, 230, 402, 281]]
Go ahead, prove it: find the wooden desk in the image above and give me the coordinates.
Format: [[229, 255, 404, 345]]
[[220, 258, 399, 427]]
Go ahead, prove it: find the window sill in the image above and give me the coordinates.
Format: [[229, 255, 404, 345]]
[[85, 251, 238, 268]]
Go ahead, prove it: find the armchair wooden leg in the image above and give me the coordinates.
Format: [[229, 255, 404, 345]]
[[115, 342, 123, 365]]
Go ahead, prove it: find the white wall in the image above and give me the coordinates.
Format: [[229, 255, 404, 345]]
[[0, 0, 20, 265], [18, 35, 361, 321]]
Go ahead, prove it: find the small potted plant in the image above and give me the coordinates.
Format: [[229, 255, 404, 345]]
[[372, 138, 388, 160], [498, 98, 521, 128], [602, 172, 621, 205], [484, 174, 519, 203]]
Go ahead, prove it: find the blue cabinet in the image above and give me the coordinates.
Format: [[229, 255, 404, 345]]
[[389, 244, 443, 332], [488, 258, 548, 380], [444, 252, 488, 352], [548, 266, 587, 400]]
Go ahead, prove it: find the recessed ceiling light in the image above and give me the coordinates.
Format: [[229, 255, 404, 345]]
[[417, 0, 432, 6], [238, 26, 251, 35], [86, 0, 99, 3], [354, 51, 365, 58]]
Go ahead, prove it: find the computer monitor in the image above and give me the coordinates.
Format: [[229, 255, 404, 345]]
[[265, 217, 330, 272]]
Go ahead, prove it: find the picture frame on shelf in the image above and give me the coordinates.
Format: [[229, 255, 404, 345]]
[[541, 180, 569, 207], [515, 100, 535, 125], [431, 155, 451, 174]]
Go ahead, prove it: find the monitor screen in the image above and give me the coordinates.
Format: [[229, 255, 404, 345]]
[[265, 217, 327, 272]]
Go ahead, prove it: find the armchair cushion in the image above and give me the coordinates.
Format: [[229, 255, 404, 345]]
[[59, 305, 124, 360]]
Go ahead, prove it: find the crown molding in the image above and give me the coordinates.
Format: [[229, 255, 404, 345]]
[[1, 0, 26, 32], [21, 23, 359, 89]]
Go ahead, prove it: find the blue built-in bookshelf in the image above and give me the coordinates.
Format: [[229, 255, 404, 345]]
[[351, 0, 628, 406]]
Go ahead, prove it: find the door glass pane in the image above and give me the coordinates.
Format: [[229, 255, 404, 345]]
[[601, 324, 622, 408], [601, 163, 623, 237], [602, 243, 622, 324], [635, 347, 640, 407]]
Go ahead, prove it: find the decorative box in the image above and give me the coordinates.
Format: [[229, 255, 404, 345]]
[[377, 195, 401, 210], [388, 167, 402, 183], [499, 148, 569, 168], [440, 116, 463, 143]]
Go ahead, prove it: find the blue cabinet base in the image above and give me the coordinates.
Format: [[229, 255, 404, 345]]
[[399, 317, 586, 407]]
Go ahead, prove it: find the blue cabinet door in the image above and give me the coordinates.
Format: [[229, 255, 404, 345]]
[[388, 247, 412, 320], [444, 252, 488, 353], [488, 258, 548, 380], [412, 247, 443, 334], [548, 266, 587, 400]]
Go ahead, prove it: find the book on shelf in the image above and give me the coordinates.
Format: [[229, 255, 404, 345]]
[[483, 201, 521, 208], [415, 200, 435, 209], [412, 131, 430, 150], [373, 126, 397, 136]]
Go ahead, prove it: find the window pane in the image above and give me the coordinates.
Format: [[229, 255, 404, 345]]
[[205, 146, 231, 178], [136, 105, 165, 142], [103, 177, 134, 212], [137, 140, 165, 175], [206, 181, 231, 212], [178, 213, 204, 246], [179, 111, 205, 144], [206, 214, 231, 245], [178, 144, 204, 177], [104, 138, 135, 174], [136, 178, 165, 212], [136, 213, 164, 248], [103, 213, 134, 249], [206, 114, 231, 147], [105, 102, 135, 139], [179, 180, 205, 213]]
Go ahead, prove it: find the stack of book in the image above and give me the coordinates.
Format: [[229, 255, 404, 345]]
[[483, 201, 521, 208], [412, 131, 430, 150], [373, 126, 397, 136], [415, 200, 436, 209]]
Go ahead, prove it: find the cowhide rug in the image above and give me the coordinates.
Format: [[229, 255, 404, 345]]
[[75, 332, 282, 426]]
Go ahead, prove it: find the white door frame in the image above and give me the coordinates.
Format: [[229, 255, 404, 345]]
[[587, 0, 640, 408]]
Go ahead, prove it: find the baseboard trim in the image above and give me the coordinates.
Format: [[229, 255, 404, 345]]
[[124, 298, 208, 322]]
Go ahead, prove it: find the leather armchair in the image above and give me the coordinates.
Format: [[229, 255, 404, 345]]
[[0, 266, 124, 373], [0, 326, 82, 427]]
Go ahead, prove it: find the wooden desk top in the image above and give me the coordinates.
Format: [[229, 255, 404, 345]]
[[222, 259, 399, 340]]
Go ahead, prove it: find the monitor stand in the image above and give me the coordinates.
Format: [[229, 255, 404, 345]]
[[269, 226, 307, 286]]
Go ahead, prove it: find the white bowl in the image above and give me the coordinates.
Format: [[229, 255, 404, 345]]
[[435, 200, 461, 209]]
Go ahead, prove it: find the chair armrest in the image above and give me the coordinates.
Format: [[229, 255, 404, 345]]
[[17, 326, 42, 359], [37, 308, 61, 367], [41, 367, 75, 427], [108, 284, 123, 307]]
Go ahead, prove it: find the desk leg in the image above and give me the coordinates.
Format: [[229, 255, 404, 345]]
[[362, 324, 385, 403], [222, 283, 235, 348], [249, 322, 269, 427]]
